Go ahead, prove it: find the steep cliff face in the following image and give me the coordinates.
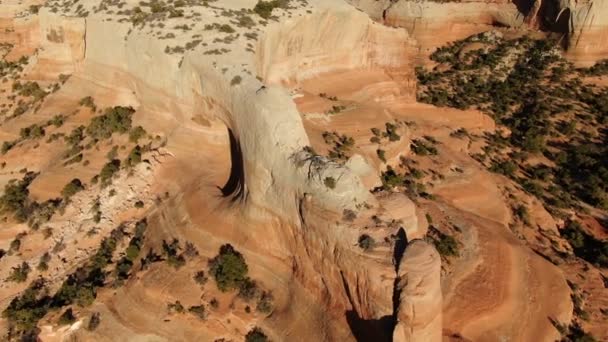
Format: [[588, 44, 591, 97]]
[[347, 0, 608, 65], [561, 0, 608, 65], [347, 0, 526, 55]]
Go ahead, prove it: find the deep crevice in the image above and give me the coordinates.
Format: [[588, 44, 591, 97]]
[[219, 127, 247, 202], [341, 271, 393, 342]]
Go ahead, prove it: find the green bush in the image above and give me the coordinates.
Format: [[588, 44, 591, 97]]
[[253, 0, 288, 19], [245, 327, 269, 342], [129, 126, 147, 143], [256, 291, 273, 314], [2, 278, 50, 335], [79, 96, 96, 110], [61, 179, 84, 199], [126, 145, 142, 167], [20, 124, 45, 140], [162, 239, 186, 269], [433, 233, 459, 257], [167, 301, 185, 314], [7, 262, 31, 283], [358, 234, 375, 251], [323, 176, 336, 189], [209, 244, 248, 292], [238, 278, 259, 301], [37, 252, 51, 272], [99, 159, 121, 185], [188, 305, 206, 320], [193, 271, 208, 285], [86, 106, 134, 140]]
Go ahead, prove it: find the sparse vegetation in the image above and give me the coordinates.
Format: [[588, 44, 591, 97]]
[[561, 220, 608, 268], [416, 33, 608, 214], [322, 131, 355, 161]]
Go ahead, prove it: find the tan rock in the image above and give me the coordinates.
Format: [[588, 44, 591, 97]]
[[393, 240, 442, 342]]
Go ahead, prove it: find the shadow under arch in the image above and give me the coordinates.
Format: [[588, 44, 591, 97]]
[[219, 127, 247, 202]]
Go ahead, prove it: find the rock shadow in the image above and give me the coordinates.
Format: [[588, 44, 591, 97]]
[[219, 127, 247, 202]]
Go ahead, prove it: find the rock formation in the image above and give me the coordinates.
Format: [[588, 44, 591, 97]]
[[0, 0, 602, 340], [393, 240, 442, 342]]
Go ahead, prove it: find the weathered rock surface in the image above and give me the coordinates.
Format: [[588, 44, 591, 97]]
[[393, 240, 442, 342]]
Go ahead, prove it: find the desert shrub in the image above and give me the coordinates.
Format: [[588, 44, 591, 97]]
[[380, 166, 405, 190], [238, 278, 259, 301], [126, 145, 142, 167], [376, 149, 386, 162], [99, 159, 121, 185], [245, 327, 269, 342], [162, 239, 186, 269], [342, 209, 357, 222], [49, 114, 65, 127], [433, 232, 459, 257], [358, 234, 375, 251], [115, 219, 147, 282], [322, 131, 355, 161], [37, 252, 51, 272], [253, 0, 287, 19], [324, 177, 336, 189], [13, 81, 46, 100], [58, 308, 76, 325], [256, 291, 273, 314], [513, 204, 530, 225], [489, 160, 517, 177], [230, 75, 242, 86], [2, 140, 16, 154], [188, 305, 206, 320], [193, 271, 208, 285], [411, 139, 438, 156], [20, 124, 45, 140], [209, 244, 248, 292], [65, 126, 85, 147], [384, 122, 401, 141], [7, 262, 31, 283], [167, 301, 185, 314], [106, 146, 118, 161], [86, 106, 134, 140], [79, 96, 96, 110], [129, 126, 147, 142], [61, 179, 84, 199]]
